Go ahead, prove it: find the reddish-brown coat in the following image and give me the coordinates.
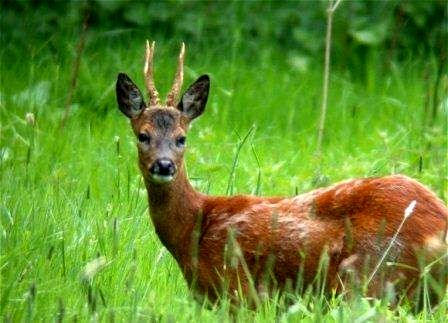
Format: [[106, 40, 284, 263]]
[[144, 167, 447, 303]]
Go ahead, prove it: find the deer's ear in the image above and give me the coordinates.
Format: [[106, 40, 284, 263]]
[[177, 75, 209, 121], [116, 73, 145, 118]]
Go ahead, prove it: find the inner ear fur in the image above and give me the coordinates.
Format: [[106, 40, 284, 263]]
[[177, 75, 210, 121]]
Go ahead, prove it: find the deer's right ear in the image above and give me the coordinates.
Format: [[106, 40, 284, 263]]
[[116, 73, 146, 118]]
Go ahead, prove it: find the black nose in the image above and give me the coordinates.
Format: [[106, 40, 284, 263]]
[[150, 158, 175, 176]]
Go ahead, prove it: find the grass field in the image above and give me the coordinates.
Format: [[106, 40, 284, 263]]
[[1, 30, 447, 321]]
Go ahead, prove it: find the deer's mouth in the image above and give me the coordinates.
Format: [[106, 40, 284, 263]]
[[148, 158, 176, 184], [150, 174, 175, 184]]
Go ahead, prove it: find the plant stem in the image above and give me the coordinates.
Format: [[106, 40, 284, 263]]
[[316, 0, 342, 159]]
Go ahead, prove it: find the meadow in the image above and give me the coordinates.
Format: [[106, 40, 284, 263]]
[[1, 12, 447, 322]]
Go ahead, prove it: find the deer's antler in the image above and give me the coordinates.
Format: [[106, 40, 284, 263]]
[[166, 43, 185, 107], [144, 40, 160, 106]]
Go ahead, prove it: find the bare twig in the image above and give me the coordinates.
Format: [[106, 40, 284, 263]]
[[60, 3, 90, 128], [316, 0, 342, 158]]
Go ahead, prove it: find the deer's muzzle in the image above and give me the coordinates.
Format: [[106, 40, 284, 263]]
[[149, 158, 176, 183]]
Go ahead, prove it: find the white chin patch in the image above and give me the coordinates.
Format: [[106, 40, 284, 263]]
[[150, 174, 174, 184]]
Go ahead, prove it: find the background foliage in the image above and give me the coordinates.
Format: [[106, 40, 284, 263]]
[[2, 0, 447, 70]]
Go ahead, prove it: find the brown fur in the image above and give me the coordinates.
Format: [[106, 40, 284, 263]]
[[143, 171, 446, 303]]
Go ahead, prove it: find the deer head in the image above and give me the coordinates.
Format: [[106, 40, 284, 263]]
[[116, 41, 210, 184]]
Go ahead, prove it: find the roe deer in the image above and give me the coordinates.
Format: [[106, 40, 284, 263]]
[[116, 41, 448, 305]]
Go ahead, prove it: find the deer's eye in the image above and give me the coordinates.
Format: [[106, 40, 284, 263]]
[[176, 136, 186, 147], [138, 133, 150, 143]]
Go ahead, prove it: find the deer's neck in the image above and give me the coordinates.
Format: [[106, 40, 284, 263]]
[[145, 164, 204, 263]]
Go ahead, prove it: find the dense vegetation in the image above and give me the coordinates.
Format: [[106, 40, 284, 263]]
[[1, 1, 447, 321]]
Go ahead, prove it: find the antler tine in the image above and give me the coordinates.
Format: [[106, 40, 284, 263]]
[[144, 40, 160, 106], [166, 42, 185, 107]]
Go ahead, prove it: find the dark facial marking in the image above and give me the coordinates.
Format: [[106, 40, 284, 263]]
[[152, 110, 176, 133]]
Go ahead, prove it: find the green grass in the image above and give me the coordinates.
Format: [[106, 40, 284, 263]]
[[1, 32, 447, 321]]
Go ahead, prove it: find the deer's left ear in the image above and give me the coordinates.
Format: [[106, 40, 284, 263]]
[[177, 75, 209, 121], [116, 73, 146, 118]]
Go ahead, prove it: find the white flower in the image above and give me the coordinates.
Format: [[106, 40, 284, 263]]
[[25, 112, 35, 126]]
